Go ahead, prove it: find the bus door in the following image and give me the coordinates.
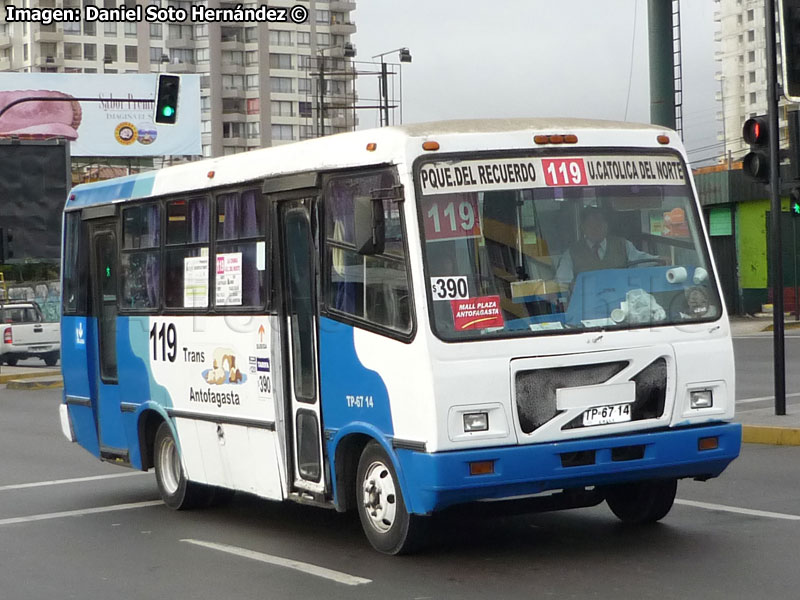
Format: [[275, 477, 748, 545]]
[[86, 217, 127, 460], [276, 195, 326, 496]]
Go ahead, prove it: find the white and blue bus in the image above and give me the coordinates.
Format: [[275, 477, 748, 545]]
[[60, 119, 741, 554]]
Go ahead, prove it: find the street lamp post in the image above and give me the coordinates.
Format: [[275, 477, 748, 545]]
[[371, 48, 411, 127], [315, 42, 356, 137]]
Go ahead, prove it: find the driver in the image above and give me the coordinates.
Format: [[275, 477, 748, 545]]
[[556, 208, 664, 284]]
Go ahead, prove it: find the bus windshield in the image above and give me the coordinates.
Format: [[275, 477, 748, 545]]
[[416, 151, 722, 340]]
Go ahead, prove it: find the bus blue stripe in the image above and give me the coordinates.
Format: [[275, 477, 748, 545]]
[[68, 171, 157, 208]]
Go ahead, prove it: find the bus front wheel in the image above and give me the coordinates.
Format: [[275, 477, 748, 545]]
[[356, 441, 428, 555], [154, 421, 208, 510], [603, 478, 678, 525]]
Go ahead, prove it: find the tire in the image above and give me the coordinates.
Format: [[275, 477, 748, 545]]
[[356, 441, 428, 555], [5, 358, 17, 367], [153, 421, 208, 510], [604, 478, 678, 525], [44, 352, 59, 367]]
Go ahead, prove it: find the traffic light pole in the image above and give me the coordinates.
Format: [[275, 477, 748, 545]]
[[766, 0, 787, 415]]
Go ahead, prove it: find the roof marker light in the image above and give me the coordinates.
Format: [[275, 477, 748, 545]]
[[207, 170, 215, 179], [534, 134, 578, 145], [366, 142, 377, 152], [657, 134, 670, 145], [422, 141, 440, 151]]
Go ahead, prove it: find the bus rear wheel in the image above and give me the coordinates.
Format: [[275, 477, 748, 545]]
[[356, 441, 428, 555], [154, 422, 209, 510], [603, 478, 678, 525]]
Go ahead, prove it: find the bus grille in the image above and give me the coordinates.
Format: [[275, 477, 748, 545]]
[[514, 358, 668, 434], [515, 361, 628, 434]]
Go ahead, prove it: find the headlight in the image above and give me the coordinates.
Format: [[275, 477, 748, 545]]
[[463, 412, 489, 432], [690, 389, 713, 409]]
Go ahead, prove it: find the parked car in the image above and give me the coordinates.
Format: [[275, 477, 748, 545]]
[[0, 301, 60, 366]]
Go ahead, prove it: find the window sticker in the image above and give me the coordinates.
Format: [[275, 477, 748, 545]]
[[430, 276, 468, 301], [183, 255, 209, 308], [215, 252, 242, 306], [422, 194, 482, 241], [256, 241, 266, 271], [450, 295, 504, 330]]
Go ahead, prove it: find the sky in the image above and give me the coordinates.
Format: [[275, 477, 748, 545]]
[[351, 0, 722, 167]]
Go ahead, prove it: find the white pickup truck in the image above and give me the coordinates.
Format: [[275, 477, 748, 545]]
[[0, 302, 60, 366]]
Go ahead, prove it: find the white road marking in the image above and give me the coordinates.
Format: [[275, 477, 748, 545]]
[[676, 499, 800, 521], [181, 539, 372, 586], [0, 471, 147, 492], [736, 392, 800, 405], [0, 500, 162, 527]]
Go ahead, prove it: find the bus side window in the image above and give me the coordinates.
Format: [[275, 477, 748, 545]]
[[165, 196, 209, 309], [324, 171, 412, 335], [62, 211, 88, 315], [120, 203, 161, 311], [214, 188, 267, 309]]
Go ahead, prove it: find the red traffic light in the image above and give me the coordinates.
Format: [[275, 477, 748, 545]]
[[743, 116, 769, 146]]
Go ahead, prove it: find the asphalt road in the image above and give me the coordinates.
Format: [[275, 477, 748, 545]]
[[733, 333, 800, 411], [1, 386, 799, 599]]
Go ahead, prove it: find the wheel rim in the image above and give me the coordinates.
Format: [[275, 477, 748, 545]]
[[158, 435, 181, 495], [362, 460, 397, 533]]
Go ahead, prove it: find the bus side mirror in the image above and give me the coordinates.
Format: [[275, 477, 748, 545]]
[[354, 195, 385, 255]]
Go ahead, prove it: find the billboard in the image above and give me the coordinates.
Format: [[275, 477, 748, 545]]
[[0, 139, 70, 261], [0, 73, 201, 157]]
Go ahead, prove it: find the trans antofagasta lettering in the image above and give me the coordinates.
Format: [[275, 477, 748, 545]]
[[586, 158, 685, 182], [189, 387, 240, 408], [421, 161, 536, 191]]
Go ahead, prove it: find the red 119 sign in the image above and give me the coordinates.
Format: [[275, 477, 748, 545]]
[[423, 195, 482, 241], [541, 158, 587, 187]]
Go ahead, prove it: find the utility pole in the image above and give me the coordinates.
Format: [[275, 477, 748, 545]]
[[767, 0, 787, 415]]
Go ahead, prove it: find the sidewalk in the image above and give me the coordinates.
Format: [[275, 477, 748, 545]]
[[0, 365, 62, 389]]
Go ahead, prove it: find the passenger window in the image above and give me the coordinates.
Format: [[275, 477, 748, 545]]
[[165, 196, 210, 309], [324, 170, 411, 333], [62, 211, 88, 315], [120, 203, 161, 310], [214, 189, 267, 309]]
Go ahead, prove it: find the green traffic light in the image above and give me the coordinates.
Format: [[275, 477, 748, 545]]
[[162, 105, 175, 118], [793, 202, 800, 215]]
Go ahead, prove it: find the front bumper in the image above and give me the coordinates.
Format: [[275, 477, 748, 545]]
[[396, 422, 741, 515]]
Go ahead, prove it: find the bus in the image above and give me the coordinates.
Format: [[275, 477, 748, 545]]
[[59, 119, 741, 554]]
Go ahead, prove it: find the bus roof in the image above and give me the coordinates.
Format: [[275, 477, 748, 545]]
[[65, 118, 679, 211]]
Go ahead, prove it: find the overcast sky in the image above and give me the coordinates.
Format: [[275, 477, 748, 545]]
[[352, 1, 721, 167]]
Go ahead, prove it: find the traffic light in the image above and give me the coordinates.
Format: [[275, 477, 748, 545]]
[[791, 188, 800, 217], [742, 115, 770, 183], [779, 0, 800, 101], [154, 74, 179, 125]]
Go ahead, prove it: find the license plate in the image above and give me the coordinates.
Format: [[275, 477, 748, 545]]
[[582, 403, 632, 426]]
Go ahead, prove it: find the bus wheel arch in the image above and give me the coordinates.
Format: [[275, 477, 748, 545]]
[[354, 440, 429, 555], [137, 408, 166, 472]]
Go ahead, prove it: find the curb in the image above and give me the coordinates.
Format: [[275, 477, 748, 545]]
[[0, 370, 61, 384], [5, 379, 63, 390], [741, 425, 800, 446]]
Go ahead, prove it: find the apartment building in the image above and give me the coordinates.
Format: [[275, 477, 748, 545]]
[[715, 0, 795, 162], [0, 0, 357, 157]]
